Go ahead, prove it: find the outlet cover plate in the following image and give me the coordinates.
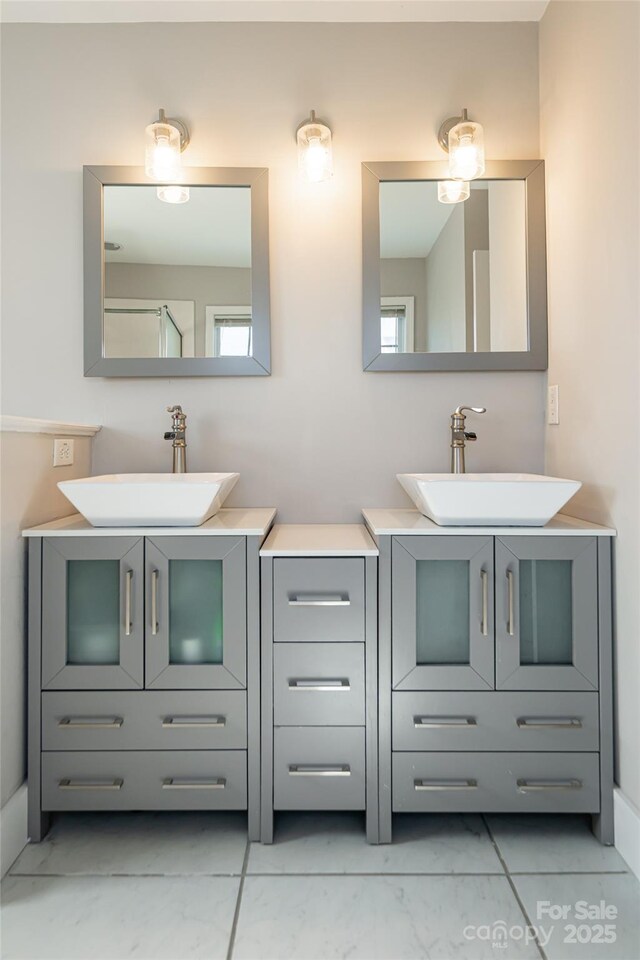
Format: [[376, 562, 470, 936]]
[[53, 438, 74, 467]]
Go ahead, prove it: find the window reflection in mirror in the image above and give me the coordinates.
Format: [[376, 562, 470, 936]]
[[103, 185, 252, 359], [379, 180, 528, 354]]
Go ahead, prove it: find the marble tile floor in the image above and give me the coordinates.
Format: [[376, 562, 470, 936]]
[[1, 811, 638, 960]]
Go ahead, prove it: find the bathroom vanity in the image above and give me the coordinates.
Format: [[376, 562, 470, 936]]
[[23, 508, 275, 842], [363, 509, 616, 845], [259, 525, 379, 843]]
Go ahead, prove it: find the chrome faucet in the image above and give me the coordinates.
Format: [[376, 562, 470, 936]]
[[450, 405, 486, 474], [164, 405, 187, 474]]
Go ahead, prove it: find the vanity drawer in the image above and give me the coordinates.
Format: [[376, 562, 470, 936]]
[[274, 727, 365, 810], [273, 558, 365, 643], [42, 750, 247, 811], [42, 691, 247, 751], [274, 643, 365, 726], [392, 752, 600, 814], [392, 691, 599, 752]]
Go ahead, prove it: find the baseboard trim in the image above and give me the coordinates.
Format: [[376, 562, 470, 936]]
[[1, 782, 28, 877], [614, 786, 640, 879]]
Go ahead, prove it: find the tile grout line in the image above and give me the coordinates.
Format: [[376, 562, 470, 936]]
[[225, 839, 251, 960], [481, 815, 548, 960]]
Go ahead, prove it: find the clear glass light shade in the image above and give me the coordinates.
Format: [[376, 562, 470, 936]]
[[157, 185, 190, 204], [145, 120, 182, 180], [297, 119, 333, 182], [448, 119, 485, 181], [438, 180, 470, 204]]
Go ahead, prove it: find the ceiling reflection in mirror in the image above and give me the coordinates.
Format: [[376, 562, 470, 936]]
[[379, 180, 528, 354], [103, 185, 252, 359]]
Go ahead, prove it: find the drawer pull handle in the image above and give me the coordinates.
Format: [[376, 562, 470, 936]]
[[58, 717, 124, 729], [162, 716, 226, 728], [517, 778, 582, 792], [162, 778, 226, 790], [506, 569, 515, 636], [517, 717, 583, 729], [58, 778, 123, 791], [288, 594, 350, 606], [480, 569, 489, 637], [151, 569, 159, 635], [124, 569, 133, 636], [414, 716, 477, 728], [288, 764, 351, 777], [414, 779, 478, 791], [289, 679, 351, 691]]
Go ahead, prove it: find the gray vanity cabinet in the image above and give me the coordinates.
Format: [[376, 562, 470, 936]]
[[495, 537, 598, 691], [42, 537, 144, 690], [371, 519, 614, 846], [260, 526, 379, 844], [392, 536, 494, 691], [27, 517, 270, 844], [145, 537, 246, 689]]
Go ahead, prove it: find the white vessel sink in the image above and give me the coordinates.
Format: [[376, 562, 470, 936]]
[[397, 473, 581, 527], [58, 473, 240, 527]]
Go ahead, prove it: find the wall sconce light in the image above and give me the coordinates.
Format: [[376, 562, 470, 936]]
[[145, 108, 190, 181], [296, 109, 333, 182], [438, 107, 485, 181], [156, 185, 190, 204], [437, 180, 470, 204]]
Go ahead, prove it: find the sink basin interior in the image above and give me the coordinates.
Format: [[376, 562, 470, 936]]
[[58, 473, 240, 527], [397, 473, 582, 527]]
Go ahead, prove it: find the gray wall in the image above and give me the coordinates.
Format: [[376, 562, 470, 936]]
[[380, 258, 427, 351], [540, 0, 640, 810], [424, 205, 466, 352], [1, 21, 544, 520], [105, 262, 252, 356]]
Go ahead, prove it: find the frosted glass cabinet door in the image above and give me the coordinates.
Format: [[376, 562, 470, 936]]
[[42, 538, 144, 689], [145, 537, 246, 689], [392, 536, 494, 690], [495, 537, 598, 690]]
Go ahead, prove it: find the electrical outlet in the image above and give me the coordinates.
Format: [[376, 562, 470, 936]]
[[53, 438, 74, 467], [548, 385, 559, 425]]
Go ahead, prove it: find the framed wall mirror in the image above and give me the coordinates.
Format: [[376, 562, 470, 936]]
[[84, 166, 270, 376], [362, 160, 547, 372]]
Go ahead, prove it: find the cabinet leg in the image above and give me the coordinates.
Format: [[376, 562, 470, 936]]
[[592, 810, 614, 846], [28, 810, 51, 843]]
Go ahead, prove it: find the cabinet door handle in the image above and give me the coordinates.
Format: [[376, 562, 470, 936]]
[[58, 778, 123, 790], [288, 764, 351, 776], [288, 679, 351, 691], [58, 717, 123, 729], [414, 779, 478, 791], [124, 569, 133, 637], [517, 717, 583, 729], [288, 594, 350, 606], [506, 569, 515, 636], [480, 569, 489, 636], [162, 778, 226, 789], [151, 569, 159, 635], [517, 778, 582, 792], [162, 716, 226, 728], [414, 716, 477, 728]]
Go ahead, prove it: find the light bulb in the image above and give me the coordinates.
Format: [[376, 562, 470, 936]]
[[297, 111, 333, 183], [438, 180, 470, 204], [157, 185, 190, 204], [448, 119, 485, 180], [145, 119, 182, 180]]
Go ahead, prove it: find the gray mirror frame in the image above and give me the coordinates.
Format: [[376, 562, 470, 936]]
[[84, 165, 271, 377], [362, 159, 547, 372]]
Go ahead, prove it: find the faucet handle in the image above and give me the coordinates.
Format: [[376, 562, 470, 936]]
[[455, 405, 486, 416]]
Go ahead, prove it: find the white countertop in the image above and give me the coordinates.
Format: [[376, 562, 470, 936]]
[[362, 509, 616, 538], [260, 524, 378, 557], [22, 508, 277, 538]]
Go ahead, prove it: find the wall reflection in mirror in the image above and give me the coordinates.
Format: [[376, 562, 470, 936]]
[[103, 185, 252, 359], [379, 180, 527, 354]]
